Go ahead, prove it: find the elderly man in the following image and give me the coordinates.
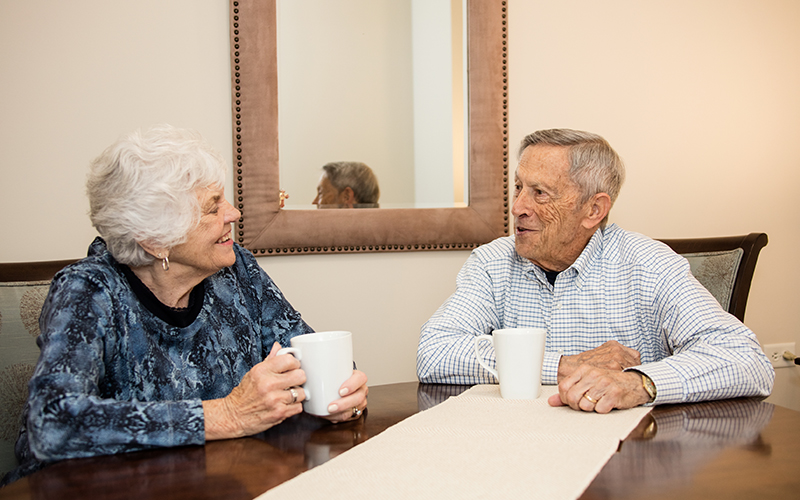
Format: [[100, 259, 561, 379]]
[[416, 128, 774, 413], [312, 161, 380, 209]]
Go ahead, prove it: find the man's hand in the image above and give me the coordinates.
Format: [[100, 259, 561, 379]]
[[557, 340, 641, 380], [548, 365, 650, 413]]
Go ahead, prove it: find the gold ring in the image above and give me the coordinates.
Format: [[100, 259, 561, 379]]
[[583, 393, 599, 405], [352, 407, 363, 418], [289, 387, 298, 404]]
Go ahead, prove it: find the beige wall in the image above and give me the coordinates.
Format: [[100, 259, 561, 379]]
[[1, 0, 798, 410]]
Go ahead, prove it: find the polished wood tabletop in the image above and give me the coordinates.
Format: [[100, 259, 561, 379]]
[[1, 382, 798, 499]]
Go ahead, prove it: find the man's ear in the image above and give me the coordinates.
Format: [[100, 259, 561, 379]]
[[338, 187, 357, 208], [581, 192, 612, 229]]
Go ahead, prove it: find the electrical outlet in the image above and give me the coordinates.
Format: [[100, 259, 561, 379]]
[[763, 343, 796, 368]]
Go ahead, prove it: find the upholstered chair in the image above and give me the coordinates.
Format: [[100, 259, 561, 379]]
[[0, 260, 75, 481], [657, 233, 768, 322]]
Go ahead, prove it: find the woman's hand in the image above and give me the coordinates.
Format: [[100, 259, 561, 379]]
[[203, 342, 307, 440], [319, 370, 369, 423]]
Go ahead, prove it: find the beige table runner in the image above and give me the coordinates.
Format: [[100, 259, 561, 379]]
[[257, 385, 651, 500]]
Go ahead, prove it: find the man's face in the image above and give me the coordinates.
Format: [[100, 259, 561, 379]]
[[511, 145, 591, 271], [312, 173, 341, 208]]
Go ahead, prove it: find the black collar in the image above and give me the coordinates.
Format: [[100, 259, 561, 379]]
[[119, 264, 205, 328]]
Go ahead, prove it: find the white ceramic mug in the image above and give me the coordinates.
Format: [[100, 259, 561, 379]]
[[277, 331, 354, 416], [474, 327, 547, 399]]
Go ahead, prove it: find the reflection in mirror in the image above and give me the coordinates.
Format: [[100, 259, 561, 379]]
[[311, 162, 381, 209], [277, 0, 468, 210]]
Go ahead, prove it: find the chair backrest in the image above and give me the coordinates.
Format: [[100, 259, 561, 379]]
[[657, 233, 768, 323], [0, 259, 77, 480]]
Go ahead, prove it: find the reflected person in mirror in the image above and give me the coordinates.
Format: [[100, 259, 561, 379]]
[[416, 128, 774, 413], [312, 161, 380, 209], [5, 125, 368, 485]]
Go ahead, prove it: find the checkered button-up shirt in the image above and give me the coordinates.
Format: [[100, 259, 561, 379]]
[[416, 224, 774, 405]]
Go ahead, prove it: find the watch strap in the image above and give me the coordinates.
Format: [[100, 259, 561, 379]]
[[640, 373, 656, 403]]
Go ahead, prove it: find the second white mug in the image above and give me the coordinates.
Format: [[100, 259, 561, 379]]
[[277, 330, 353, 416], [474, 327, 547, 399]]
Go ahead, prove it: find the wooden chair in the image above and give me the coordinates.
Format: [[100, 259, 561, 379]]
[[657, 233, 768, 322], [0, 259, 77, 481]]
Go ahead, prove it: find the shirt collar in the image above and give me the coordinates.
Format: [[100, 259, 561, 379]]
[[569, 224, 613, 288]]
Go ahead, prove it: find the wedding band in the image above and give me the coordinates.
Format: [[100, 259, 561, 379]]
[[352, 407, 362, 418], [289, 387, 298, 404], [583, 393, 599, 405]]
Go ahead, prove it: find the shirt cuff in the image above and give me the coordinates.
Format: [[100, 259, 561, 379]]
[[542, 351, 562, 385]]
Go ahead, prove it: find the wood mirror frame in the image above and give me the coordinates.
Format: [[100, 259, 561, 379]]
[[230, 0, 509, 255]]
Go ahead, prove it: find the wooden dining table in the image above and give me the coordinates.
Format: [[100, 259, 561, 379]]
[[0, 381, 798, 500]]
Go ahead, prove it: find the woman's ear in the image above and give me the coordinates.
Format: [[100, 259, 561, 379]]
[[137, 241, 166, 260], [581, 192, 612, 229]]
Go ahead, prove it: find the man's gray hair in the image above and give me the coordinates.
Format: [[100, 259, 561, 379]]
[[518, 129, 626, 209], [86, 124, 227, 266], [322, 161, 380, 206]]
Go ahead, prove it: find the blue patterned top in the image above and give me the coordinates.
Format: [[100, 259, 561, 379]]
[[16, 237, 312, 467], [417, 224, 774, 404]]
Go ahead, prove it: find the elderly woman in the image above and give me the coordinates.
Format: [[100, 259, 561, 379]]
[[11, 124, 368, 479]]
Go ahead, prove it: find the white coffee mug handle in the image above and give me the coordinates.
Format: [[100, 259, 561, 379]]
[[474, 335, 498, 379], [275, 347, 311, 400], [276, 347, 302, 360]]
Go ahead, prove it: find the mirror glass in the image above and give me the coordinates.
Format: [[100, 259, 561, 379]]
[[277, 0, 469, 209]]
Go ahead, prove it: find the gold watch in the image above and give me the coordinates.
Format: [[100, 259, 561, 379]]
[[641, 373, 656, 403]]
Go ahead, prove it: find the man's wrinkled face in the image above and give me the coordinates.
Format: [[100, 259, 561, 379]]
[[511, 145, 589, 271], [312, 173, 342, 208]]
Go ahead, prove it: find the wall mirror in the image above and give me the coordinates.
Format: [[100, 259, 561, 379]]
[[230, 0, 509, 255]]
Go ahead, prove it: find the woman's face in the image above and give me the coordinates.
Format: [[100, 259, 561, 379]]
[[168, 186, 241, 277]]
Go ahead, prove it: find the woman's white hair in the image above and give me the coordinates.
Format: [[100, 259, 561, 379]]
[[86, 124, 227, 266]]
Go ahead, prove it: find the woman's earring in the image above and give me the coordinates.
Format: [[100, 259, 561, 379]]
[[161, 255, 170, 272]]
